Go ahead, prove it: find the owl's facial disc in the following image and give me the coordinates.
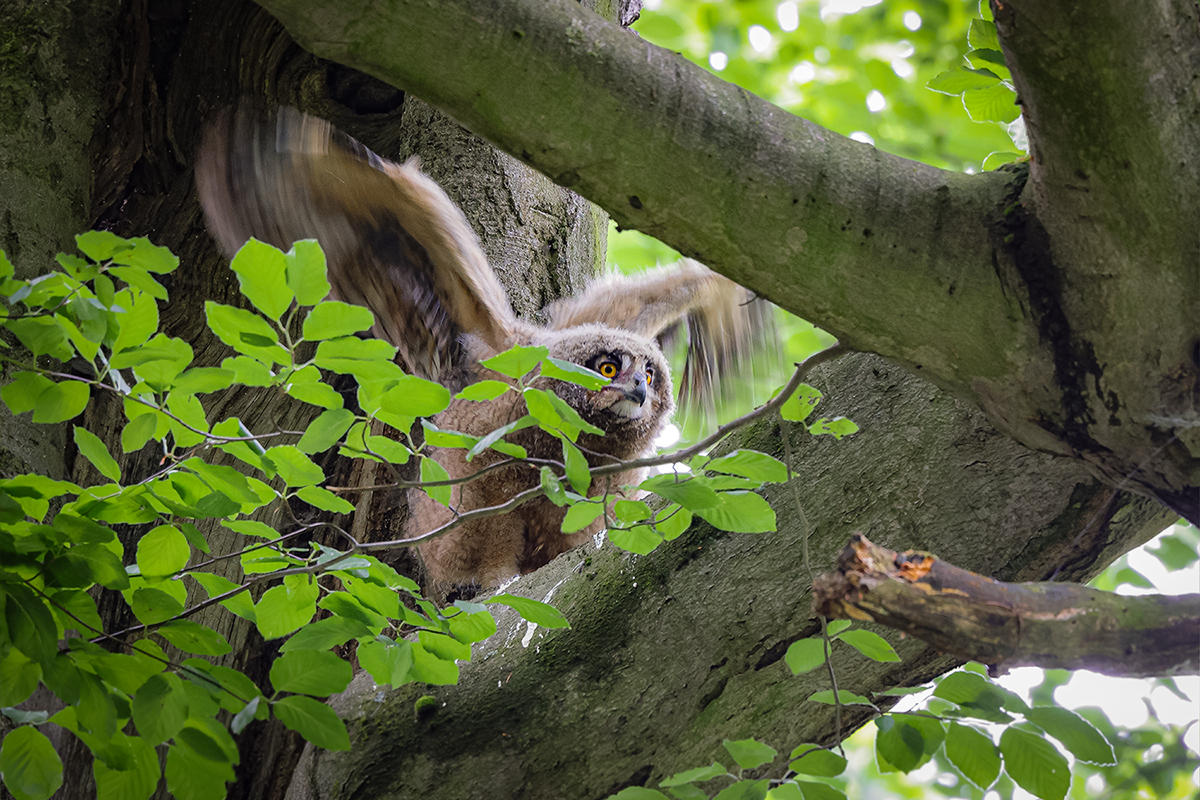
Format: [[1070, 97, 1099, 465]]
[[592, 352, 654, 420]]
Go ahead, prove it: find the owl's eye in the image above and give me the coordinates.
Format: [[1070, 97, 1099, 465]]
[[645, 367, 655, 387], [597, 360, 619, 379]]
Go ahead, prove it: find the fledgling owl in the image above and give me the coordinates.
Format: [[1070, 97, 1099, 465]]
[[196, 108, 777, 593]]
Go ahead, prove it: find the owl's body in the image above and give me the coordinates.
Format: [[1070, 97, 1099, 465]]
[[198, 108, 773, 594]]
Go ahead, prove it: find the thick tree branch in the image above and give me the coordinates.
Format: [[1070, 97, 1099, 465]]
[[284, 355, 1175, 800], [253, 0, 1200, 520], [814, 534, 1200, 679], [254, 0, 1033, 403]]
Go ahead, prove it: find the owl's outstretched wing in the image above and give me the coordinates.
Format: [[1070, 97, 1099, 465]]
[[545, 260, 781, 420], [196, 107, 516, 380]]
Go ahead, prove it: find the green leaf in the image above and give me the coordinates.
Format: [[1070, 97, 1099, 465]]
[[787, 744, 846, 777], [0, 650, 42, 707], [165, 740, 235, 800], [723, 739, 777, 770], [296, 409, 356, 454], [482, 345, 548, 379], [417, 630, 471, 662], [446, 607, 497, 645], [784, 638, 826, 675], [614, 500, 652, 523], [640, 474, 719, 510], [562, 439, 590, 494], [540, 467, 567, 506], [561, 500, 604, 533], [278, 616, 372, 653], [273, 696, 351, 751], [296, 485, 355, 514], [806, 417, 859, 439], [541, 357, 610, 390], [132, 673, 189, 745], [111, 288, 159, 356], [944, 723, 1000, 790], [655, 505, 692, 540], [875, 715, 933, 773], [45, 544, 128, 590], [0, 726, 63, 800], [205, 301, 289, 364], [5, 585, 57, 666], [129, 586, 185, 625], [609, 789, 670, 800], [420, 456, 451, 507], [172, 367, 235, 395], [221, 355, 275, 386], [806, 690, 872, 706], [357, 639, 414, 688], [1024, 706, 1115, 765], [136, 525, 191, 578], [110, 236, 179, 274], [705, 450, 787, 483], [409, 640, 460, 684], [264, 445, 326, 487], [487, 594, 570, 629], [999, 727, 1069, 800], [76, 230, 130, 261], [31, 381, 90, 424], [1, 372, 54, 415], [380, 376, 451, 418], [696, 491, 776, 533], [967, 17, 1001, 50], [108, 265, 168, 299], [157, 620, 232, 656], [269, 650, 353, 696], [659, 762, 727, 787], [962, 82, 1020, 123], [285, 240, 331, 306], [121, 413, 158, 453], [779, 384, 822, 422], [72, 424, 120, 482], [255, 576, 318, 640], [230, 238, 293, 321], [836, 629, 900, 663], [221, 519, 279, 540], [92, 732, 160, 800], [788, 782, 845, 800], [301, 300, 374, 340], [608, 525, 662, 555], [455, 380, 511, 401], [7, 317, 73, 360], [926, 67, 1001, 95]]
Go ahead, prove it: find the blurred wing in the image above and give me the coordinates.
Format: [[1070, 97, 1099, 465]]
[[196, 107, 517, 379], [546, 259, 782, 420]]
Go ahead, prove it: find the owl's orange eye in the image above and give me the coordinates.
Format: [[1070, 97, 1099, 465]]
[[645, 367, 655, 387], [598, 361, 618, 379]]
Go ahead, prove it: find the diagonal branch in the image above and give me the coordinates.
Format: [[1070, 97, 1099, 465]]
[[253, 0, 1031, 403]]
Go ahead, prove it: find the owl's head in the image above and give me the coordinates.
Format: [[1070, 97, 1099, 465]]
[[534, 324, 674, 453]]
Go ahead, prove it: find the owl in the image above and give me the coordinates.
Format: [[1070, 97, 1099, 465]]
[[197, 108, 776, 593]]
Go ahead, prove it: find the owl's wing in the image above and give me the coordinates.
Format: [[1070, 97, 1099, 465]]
[[545, 260, 781, 420], [196, 107, 517, 380]]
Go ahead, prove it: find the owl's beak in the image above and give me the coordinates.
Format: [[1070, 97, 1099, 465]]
[[620, 373, 647, 407]]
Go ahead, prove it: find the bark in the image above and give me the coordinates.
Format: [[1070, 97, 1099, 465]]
[[253, 0, 1200, 522], [283, 354, 1174, 800], [813, 535, 1200, 679]]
